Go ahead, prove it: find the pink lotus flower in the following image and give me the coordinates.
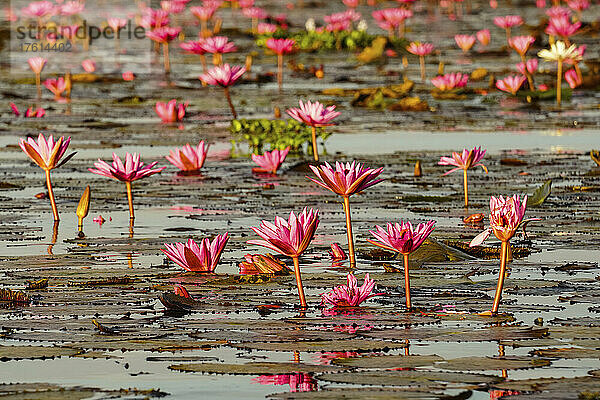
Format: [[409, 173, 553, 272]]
[[43, 77, 67, 99], [367, 220, 436, 255], [173, 284, 191, 298], [545, 15, 581, 38], [438, 146, 487, 175], [266, 38, 295, 55], [455, 34, 476, 52], [407, 42, 434, 81], [564, 45, 586, 65], [28, 57, 47, 74], [286, 100, 340, 162], [146, 26, 181, 43], [89, 153, 165, 220], [200, 36, 237, 54], [140, 8, 170, 29], [516, 59, 538, 75], [493, 15, 524, 29], [19, 133, 75, 221], [239, 254, 291, 275], [310, 161, 383, 266], [567, 0, 589, 12], [329, 243, 347, 262], [496, 75, 526, 95], [199, 64, 246, 118], [107, 17, 127, 32], [546, 6, 571, 18], [59, 1, 84, 16], [439, 146, 487, 206], [367, 220, 435, 310], [286, 100, 340, 127], [242, 6, 268, 19], [469, 195, 535, 314], [324, 9, 361, 24], [406, 42, 434, 56], [372, 8, 412, 37], [508, 35, 535, 56], [180, 40, 207, 55], [321, 273, 380, 307], [251, 147, 290, 174], [155, 99, 187, 123], [89, 152, 165, 183], [248, 208, 319, 307], [21, 1, 54, 18], [10, 103, 45, 118], [81, 59, 96, 73], [431, 72, 468, 91], [162, 234, 229, 272], [200, 63, 245, 87], [257, 22, 277, 34], [239, 0, 255, 8], [476, 29, 490, 46], [309, 161, 384, 197], [20, 133, 74, 172], [122, 71, 135, 81], [564, 68, 581, 88], [161, 0, 186, 14], [166, 141, 209, 172], [190, 5, 217, 21]]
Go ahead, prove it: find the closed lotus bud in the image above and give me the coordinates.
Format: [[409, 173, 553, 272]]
[[402, 56, 408, 68], [174, 284, 191, 298], [245, 55, 253, 72], [414, 160, 422, 177], [76, 185, 91, 228], [438, 62, 444, 75], [329, 242, 347, 261], [305, 18, 315, 32], [274, 106, 281, 118]]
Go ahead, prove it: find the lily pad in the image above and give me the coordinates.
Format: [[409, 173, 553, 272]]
[[530, 347, 600, 359], [529, 180, 552, 207], [0, 346, 79, 361], [234, 339, 408, 352], [332, 354, 443, 369], [436, 356, 550, 371]]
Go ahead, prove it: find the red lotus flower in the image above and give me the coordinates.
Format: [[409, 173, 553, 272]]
[[166, 141, 209, 172], [200, 36, 237, 55], [155, 99, 187, 123], [122, 71, 135, 81], [146, 26, 181, 43], [162, 234, 229, 272], [251, 147, 290, 174], [455, 34, 476, 52], [19, 133, 75, 221], [329, 243, 347, 262], [516, 59, 538, 75], [321, 273, 380, 307], [248, 208, 319, 308], [431, 72, 468, 91], [496, 75, 526, 95], [406, 42, 434, 56], [200, 64, 246, 118]]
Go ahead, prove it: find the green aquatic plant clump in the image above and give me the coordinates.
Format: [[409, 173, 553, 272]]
[[256, 30, 407, 52], [230, 118, 329, 154]]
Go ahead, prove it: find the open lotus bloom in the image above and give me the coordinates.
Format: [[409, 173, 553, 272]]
[[545, 15, 581, 38], [286, 100, 340, 127], [406, 42, 434, 56], [43, 77, 67, 99], [438, 146, 487, 174], [321, 273, 380, 307], [238, 254, 291, 275], [508, 35, 535, 56], [538, 41, 582, 62], [496, 75, 527, 95], [155, 99, 187, 123], [493, 15, 523, 29], [431, 73, 468, 91], [27, 56, 47, 74], [454, 34, 476, 52], [248, 208, 319, 258], [265, 38, 295, 55], [200, 36, 237, 54], [251, 147, 289, 174], [200, 64, 246, 87], [309, 161, 384, 197], [162, 234, 229, 272], [89, 152, 165, 182], [19, 133, 75, 171], [470, 195, 533, 246], [166, 141, 209, 172], [367, 220, 436, 255]]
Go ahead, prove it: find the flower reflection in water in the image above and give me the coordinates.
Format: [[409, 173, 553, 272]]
[[252, 373, 317, 392]]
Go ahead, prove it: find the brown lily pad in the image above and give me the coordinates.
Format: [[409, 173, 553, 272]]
[[0, 346, 80, 361], [234, 339, 408, 352], [436, 356, 550, 371], [332, 354, 443, 369]]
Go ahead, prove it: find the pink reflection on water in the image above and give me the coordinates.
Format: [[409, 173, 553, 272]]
[[252, 373, 317, 392], [313, 351, 360, 365], [170, 206, 235, 215]]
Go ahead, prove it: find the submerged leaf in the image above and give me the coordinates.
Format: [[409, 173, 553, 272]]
[[529, 180, 552, 207]]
